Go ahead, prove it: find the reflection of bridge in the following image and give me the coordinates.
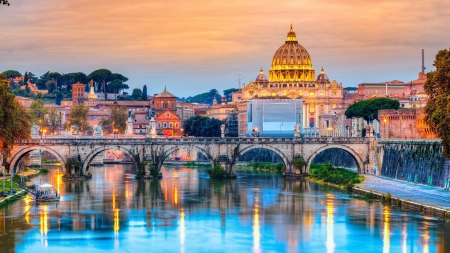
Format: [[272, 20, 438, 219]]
[[10, 137, 374, 174]]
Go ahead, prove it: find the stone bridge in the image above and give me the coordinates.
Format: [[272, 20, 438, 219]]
[[9, 136, 375, 175]]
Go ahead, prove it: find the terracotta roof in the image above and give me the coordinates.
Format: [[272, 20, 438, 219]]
[[155, 87, 177, 98]]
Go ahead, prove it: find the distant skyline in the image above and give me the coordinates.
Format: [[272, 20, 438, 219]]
[[1, 0, 449, 97]]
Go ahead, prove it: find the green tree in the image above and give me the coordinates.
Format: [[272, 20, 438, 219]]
[[47, 108, 62, 134], [55, 92, 63, 105], [223, 88, 239, 102], [29, 99, 48, 125], [187, 89, 221, 105], [132, 88, 142, 100], [65, 104, 90, 133], [2, 70, 21, 79], [0, 74, 31, 161], [109, 79, 129, 96], [345, 98, 400, 123], [88, 69, 112, 100], [293, 157, 306, 173], [142, 85, 148, 100], [183, 115, 222, 137], [99, 105, 128, 134], [48, 72, 62, 91], [424, 48, 450, 158], [46, 79, 56, 93]]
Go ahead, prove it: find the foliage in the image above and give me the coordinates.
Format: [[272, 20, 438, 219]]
[[132, 88, 142, 100], [88, 69, 112, 100], [185, 89, 221, 105], [424, 48, 450, 158], [345, 98, 400, 122], [109, 79, 129, 95], [183, 115, 222, 137], [309, 162, 363, 188], [0, 0, 10, 6], [207, 163, 229, 179], [29, 99, 48, 125], [237, 162, 285, 172], [223, 88, 239, 102], [2, 70, 21, 79], [65, 104, 89, 132], [65, 157, 82, 175], [142, 85, 148, 100], [99, 105, 127, 134], [0, 74, 31, 160], [55, 92, 63, 105], [47, 108, 62, 134], [293, 157, 305, 171]]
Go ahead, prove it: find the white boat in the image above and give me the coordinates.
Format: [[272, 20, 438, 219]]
[[33, 183, 60, 202]]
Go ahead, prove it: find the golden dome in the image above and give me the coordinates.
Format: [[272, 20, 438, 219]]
[[269, 24, 315, 83]]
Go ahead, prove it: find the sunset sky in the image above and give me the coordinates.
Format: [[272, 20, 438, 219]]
[[1, 0, 449, 97]]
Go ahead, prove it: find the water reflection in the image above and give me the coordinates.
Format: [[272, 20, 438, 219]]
[[0, 164, 448, 252]]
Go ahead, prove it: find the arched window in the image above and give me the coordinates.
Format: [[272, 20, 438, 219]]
[[163, 122, 167, 128], [163, 102, 168, 109], [157, 123, 161, 128], [169, 122, 173, 128], [175, 123, 178, 128]]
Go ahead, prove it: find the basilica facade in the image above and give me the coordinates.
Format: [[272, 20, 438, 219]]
[[240, 24, 344, 129]]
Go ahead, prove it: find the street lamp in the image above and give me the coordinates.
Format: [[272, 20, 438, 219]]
[[180, 128, 184, 137]]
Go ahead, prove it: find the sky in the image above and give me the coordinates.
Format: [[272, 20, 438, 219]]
[[1, 0, 449, 97]]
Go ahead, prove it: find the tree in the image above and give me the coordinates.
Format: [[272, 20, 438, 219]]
[[55, 92, 63, 105], [132, 88, 142, 100], [188, 89, 221, 105], [29, 99, 48, 125], [48, 72, 62, 91], [345, 98, 400, 122], [46, 79, 56, 93], [2, 70, 21, 79], [88, 69, 112, 100], [99, 105, 128, 134], [183, 115, 222, 137], [0, 74, 31, 161], [424, 48, 450, 158], [109, 79, 129, 96], [142, 85, 148, 100], [65, 104, 89, 133], [223, 88, 239, 102], [47, 108, 62, 134], [1, 0, 10, 5], [293, 157, 306, 173]]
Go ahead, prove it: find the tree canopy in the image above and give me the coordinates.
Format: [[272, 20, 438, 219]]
[[2, 70, 21, 79], [0, 0, 10, 6], [223, 88, 239, 102], [183, 115, 222, 137], [345, 98, 400, 122], [99, 105, 128, 134], [65, 104, 90, 133], [0, 74, 31, 160], [29, 99, 48, 125], [132, 88, 142, 100], [142, 85, 148, 100], [424, 48, 450, 158], [185, 89, 221, 105]]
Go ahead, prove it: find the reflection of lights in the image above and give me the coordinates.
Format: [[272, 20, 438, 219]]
[[40, 205, 49, 246], [326, 194, 335, 253], [383, 206, 390, 253], [180, 208, 185, 253], [24, 195, 32, 224], [125, 180, 129, 199], [56, 169, 62, 194], [114, 208, 120, 247], [402, 221, 407, 253], [423, 222, 429, 253], [253, 204, 261, 253], [174, 187, 178, 205]]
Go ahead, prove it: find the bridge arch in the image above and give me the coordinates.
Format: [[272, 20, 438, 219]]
[[160, 145, 214, 166], [305, 145, 365, 173], [82, 146, 138, 172], [8, 146, 66, 171], [238, 144, 292, 173]]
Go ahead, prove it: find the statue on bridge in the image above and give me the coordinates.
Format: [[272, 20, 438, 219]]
[[31, 125, 40, 139], [93, 125, 102, 137]]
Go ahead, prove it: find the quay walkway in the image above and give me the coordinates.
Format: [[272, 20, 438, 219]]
[[357, 175, 450, 210]]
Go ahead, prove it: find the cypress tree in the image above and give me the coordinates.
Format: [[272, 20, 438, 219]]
[[142, 85, 148, 100]]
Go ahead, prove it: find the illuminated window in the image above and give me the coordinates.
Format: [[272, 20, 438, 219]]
[[309, 107, 315, 113], [418, 104, 421, 108], [283, 92, 287, 96], [272, 92, 276, 96], [332, 104, 337, 109], [320, 92, 324, 96], [262, 92, 266, 96], [299, 92, 303, 96], [332, 92, 336, 95], [309, 91, 315, 96]]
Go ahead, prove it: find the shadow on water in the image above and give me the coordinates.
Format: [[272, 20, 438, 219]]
[[0, 164, 450, 252]]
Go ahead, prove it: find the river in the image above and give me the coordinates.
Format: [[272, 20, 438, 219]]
[[0, 164, 449, 253]]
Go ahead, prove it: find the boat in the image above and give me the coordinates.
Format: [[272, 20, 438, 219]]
[[33, 183, 60, 202]]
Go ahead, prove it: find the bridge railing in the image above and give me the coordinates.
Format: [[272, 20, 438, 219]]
[[14, 136, 370, 145]]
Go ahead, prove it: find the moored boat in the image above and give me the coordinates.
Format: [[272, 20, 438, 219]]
[[33, 183, 60, 202]]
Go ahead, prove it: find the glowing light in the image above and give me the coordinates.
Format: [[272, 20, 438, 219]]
[[423, 222, 429, 253], [383, 206, 390, 253], [180, 208, 185, 253], [40, 205, 49, 247], [23, 195, 32, 224], [326, 194, 335, 253], [253, 204, 261, 253], [174, 187, 178, 205]]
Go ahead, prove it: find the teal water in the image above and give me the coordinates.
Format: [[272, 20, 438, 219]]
[[0, 164, 449, 253]]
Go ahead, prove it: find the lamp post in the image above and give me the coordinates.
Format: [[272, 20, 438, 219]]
[[39, 119, 43, 139]]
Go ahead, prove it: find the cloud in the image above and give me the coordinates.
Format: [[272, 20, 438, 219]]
[[1, 0, 449, 95]]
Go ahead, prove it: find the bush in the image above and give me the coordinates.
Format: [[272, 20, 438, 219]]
[[310, 162, 363, 189], [207, 163, 229, 179]]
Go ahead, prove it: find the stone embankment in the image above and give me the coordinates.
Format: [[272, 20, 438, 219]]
[[354, 175, 450, 218]]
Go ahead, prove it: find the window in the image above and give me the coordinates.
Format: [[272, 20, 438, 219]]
[[309, 91, 314, 96], [332, 92, 336, 95], [332, 103, 337, 109], [169, 122, 173, 128], [163, 102, 168, 108], [283, 92, 287, 96], [320, 92, 324, 96], [299, 92, 303, 96], [163, 122, 167, 128], [272, 92, 276, 97], [262, 92, 266, 97], [175, 123, 178, 128], [157, 123, 161, 128], [309, 107, 315, 113]]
